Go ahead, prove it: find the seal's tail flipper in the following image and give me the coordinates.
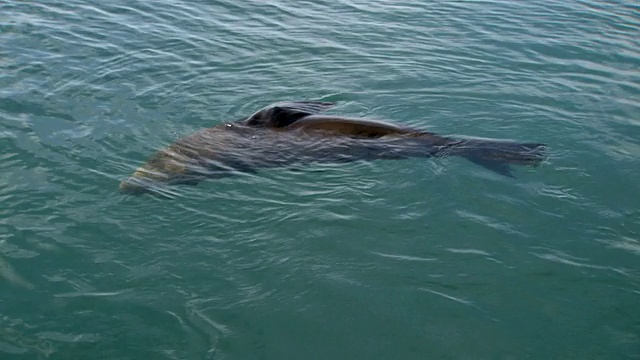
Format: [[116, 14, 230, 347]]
[[442, 139, 546, 177]]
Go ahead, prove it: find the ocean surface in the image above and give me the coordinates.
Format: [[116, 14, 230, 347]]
[[1, 1, 639, 359]]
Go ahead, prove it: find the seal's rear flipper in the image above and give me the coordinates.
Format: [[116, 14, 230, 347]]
[[444, 140, 546, 177]]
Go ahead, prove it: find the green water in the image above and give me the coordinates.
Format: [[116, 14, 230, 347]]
[[1, 1, 639, 359]]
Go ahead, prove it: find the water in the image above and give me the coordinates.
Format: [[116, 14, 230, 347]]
[[1, 0, 639, 358]]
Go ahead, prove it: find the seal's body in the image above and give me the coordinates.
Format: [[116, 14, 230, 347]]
[[120, 101, 545, 194]]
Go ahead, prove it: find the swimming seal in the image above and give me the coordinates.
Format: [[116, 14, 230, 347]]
[[119, 101, 546, 194]]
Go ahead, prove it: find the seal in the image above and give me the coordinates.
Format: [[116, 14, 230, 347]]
[[119, 101, 545, 194]]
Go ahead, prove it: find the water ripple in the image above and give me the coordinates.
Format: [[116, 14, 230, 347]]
[[2, 0, 640, 358]]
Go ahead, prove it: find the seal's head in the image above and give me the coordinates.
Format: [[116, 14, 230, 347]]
[[119, 167, 167, 194], [119, 147, 196, 195]]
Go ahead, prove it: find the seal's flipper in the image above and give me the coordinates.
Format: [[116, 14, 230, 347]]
[[440, 140, 546, 177], [464, 156, 515, 178], [274, 101, 335, 115], [244, 101, 335, 128]]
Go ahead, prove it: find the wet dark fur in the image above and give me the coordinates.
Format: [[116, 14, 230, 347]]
[[120, 101, 546, 194]]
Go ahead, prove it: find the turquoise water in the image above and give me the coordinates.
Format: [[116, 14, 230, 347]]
[[1, 0, 639, 358]]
